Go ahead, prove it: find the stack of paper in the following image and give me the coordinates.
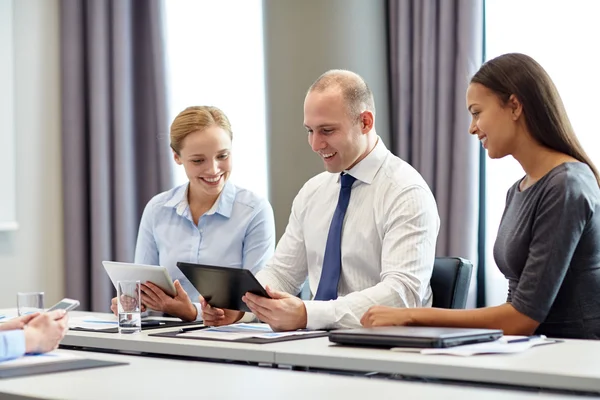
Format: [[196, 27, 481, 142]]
[[0, 311, 19, 322], [392, 336, 562, 356], [68, 315, 118, 330], [179, 323, 324, 341]]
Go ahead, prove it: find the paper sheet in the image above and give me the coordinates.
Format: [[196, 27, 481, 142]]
[[391, 336, 562, 356], [2, 313, 118, 330], [68, 315, 118, 330], [179, 323, 324, 340], [0, 311, 18, 323]]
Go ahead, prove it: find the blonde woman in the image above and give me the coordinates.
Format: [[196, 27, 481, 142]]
[[111, 106, 275, 321]]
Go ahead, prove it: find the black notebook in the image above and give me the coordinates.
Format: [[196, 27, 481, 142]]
[[329, 326, 503, 348], [0, 358, 127, 379]]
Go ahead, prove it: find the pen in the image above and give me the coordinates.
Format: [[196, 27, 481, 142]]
[[179, 325, 209, 333], [506, 335, 546, 344]]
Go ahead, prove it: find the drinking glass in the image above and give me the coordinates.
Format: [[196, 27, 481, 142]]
[[17, 292, 44, 316], [117, 281, 141, 334]]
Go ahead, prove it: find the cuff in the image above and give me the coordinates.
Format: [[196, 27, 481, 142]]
[[192, 302, 203, 321], [3, 330, 27, 359], [304, 300, 335, 330], [239, 312, 257, 323]]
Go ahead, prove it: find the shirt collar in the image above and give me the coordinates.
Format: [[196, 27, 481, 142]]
[[163, 180, 236, 219], [340, 136, 388, 185], [211, 180, 236, 218], [164, 184, 188, 214]]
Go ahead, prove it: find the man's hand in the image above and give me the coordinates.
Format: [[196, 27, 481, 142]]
[[141, 280, 197, 321], [242, 286, 307, 332], [24, 310, 69, 354], [0, 313, 40, 331], [360, 305, 412, 327], [199, 295, 243, 327]]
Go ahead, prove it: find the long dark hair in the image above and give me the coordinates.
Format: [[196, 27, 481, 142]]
[[471, 53, 600, 186]]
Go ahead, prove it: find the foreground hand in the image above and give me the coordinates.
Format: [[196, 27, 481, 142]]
[[199, 295, 243, 327], [0, 313, 40, 331], [24, 310, 69, 354], [360, 305, 412, 327], [110, 295, 147, 316], [242, 286, 307, 332], [141, 280, 197, 321]]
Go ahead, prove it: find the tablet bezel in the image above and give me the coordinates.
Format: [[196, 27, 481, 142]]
[[102, 261, 177, 297], [176, 262, 270, 312]]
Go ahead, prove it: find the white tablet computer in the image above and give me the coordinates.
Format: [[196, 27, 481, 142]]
[[102, 261, 177, 297]]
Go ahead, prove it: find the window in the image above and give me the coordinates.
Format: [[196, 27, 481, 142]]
[[163, 0, 268, 198], [0, 0, 17, 231], [484, 0, 600, 305]]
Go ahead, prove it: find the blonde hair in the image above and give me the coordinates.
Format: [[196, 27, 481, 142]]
[[170, 106, 233, 154]]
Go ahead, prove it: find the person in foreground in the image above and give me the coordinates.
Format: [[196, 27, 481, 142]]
[[110, 106, 275, 321], [0, 310, 69, 361], [362, 53, 600, 340], [201, 70, 440, 331]]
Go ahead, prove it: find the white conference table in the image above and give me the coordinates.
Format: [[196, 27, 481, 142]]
[[61, 313, 277, 364], [0, 350, 586, 400], [7, 310, 600, 395], [0, 309, 274, 364], [268, 336, 600, 394]]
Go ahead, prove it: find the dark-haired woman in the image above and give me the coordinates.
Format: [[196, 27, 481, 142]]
[[361, 53, 600, 340]]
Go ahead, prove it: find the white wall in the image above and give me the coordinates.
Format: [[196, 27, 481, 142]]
[[0, 0, 63, 308]]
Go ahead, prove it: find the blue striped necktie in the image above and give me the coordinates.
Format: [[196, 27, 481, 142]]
[[314, 173, 357, 301]]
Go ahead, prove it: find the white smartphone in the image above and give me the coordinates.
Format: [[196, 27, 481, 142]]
[[47, 298, 80, 312]]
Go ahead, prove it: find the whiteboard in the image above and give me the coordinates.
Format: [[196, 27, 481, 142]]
[[0, 0, 18, 231]]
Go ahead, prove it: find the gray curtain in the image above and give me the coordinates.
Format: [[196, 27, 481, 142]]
[[60, 0, 172, 311], [387, 0, 483, 304]]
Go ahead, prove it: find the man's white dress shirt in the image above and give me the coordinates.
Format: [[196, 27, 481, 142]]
[[256, 138, 440, 329]]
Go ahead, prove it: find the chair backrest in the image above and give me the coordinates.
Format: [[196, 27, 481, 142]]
[[430, 257, 473, 309]]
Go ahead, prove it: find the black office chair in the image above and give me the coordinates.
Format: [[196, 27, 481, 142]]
[[430, 257, 473, 309]]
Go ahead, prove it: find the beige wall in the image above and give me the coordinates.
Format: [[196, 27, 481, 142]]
[[263, 0, 390, 238], [0, 0, 63, 307]]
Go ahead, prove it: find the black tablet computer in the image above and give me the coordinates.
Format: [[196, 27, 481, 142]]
[[176, 262, 270, 313]]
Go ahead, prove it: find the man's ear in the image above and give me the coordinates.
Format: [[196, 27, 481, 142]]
[[360, 111, 374, 133], [508, 94, 523, 120], [173, 149, 183, 165]]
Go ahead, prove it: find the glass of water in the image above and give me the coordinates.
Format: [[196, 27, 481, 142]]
[[117, 280, 141, 334], [17, 292, 44, 316]]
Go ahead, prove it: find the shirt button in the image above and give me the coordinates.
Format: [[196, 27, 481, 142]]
[[199, 229, 203, 234]]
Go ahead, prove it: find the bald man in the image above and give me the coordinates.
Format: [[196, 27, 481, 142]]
[[201, 70, 440, 331]]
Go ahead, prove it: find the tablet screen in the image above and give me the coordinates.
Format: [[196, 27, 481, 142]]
[[177, 262, 269, 312]]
